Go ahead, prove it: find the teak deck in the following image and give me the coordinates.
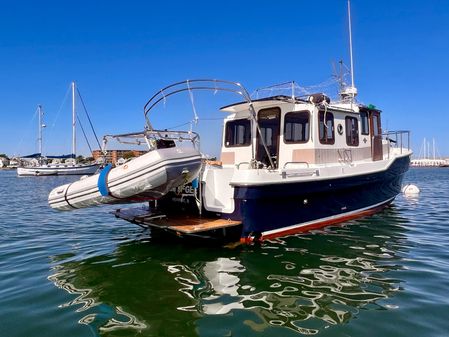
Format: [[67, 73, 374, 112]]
[[152, 216, 241, 234], [114, 207, 242, 235]]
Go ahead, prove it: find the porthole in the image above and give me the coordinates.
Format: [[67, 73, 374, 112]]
[[337, 124, 343, 135]]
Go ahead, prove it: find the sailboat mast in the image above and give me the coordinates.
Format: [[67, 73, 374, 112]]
[[433, 138, 436, 160], [38, 105, 43, 155], [424, 137, 427, 159], [72, 81, 76, 159]]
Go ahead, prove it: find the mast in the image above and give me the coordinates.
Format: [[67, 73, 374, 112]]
[[424, 137, 427, 159], [433, 138, 436, 160], [72, 81, 76, 160], [38, 105, 43, 155]]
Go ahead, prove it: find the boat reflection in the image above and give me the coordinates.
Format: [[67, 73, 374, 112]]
[[48, 264, 147, 334], [48, 207, 409, 336]]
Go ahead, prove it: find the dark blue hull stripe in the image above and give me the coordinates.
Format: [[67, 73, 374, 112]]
[[232, 156, 410, 237]]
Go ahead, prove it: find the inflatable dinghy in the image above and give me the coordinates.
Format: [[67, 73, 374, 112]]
[[48, 146, 202, 211]]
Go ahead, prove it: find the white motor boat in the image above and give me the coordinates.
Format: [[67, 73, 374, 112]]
[[49, 2, 413, 243]]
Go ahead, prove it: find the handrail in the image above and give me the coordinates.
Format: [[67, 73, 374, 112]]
[[101, 129, 200, 153], [383, 130, 411, 155], [283, 161, 310, 169], [143, 79, 274, 168], [144, 79, 252, 121], [236, 162, 250, 169]]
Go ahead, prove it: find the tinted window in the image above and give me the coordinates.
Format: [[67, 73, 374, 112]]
[[360, 111, 369, 135], [318, 111, 335, 144], [345, 116, 359, 146], [372, 114, 381, 136], [284, 111, 309, 143], [256, 107, 281, 168], [258, 108, 280, 149], [225, 119, 251, 147]]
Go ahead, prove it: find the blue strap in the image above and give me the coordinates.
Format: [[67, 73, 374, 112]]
[[98, 164, 113, 196], [191, 178, 199, 189]]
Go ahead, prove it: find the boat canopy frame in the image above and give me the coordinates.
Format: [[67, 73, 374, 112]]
[[101, 129, 200, 154], [143, 79, 275, 168]]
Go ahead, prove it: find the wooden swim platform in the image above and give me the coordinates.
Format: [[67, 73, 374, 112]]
[[113, 207, 242, 236]]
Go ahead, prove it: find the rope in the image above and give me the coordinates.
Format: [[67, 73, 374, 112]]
[[15, 106, 39, 156], [165, 117, 222, 131], [50, 85, 71, 129], [161, 88, 166, 107], [186, 80, 199, 125], [166, 121, 192, 130], [76, 115, 93, 154], [76, 87, 102, 150]]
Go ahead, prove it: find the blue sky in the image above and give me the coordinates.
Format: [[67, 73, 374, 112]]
[[1, 0, 448, 158]]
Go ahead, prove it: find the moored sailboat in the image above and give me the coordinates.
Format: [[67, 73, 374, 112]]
[[17, 82, 100, 176]]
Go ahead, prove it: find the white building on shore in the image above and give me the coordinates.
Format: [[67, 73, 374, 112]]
[[0, 157, 10, 168]]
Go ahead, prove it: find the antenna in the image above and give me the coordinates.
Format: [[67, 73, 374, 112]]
[[339, 0, 358, 102], [348, 0, 355, 89]]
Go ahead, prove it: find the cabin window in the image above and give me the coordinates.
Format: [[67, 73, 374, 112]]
[[372, 114, 381, 136], [256, 107, 281, 168], [284, 110, 310, 143], [345, 116, 359, 146], [225, 119, 251, 147], [318, 111, 335, 144], [360, 111, 369, 135], [260, 128, 273, 146]]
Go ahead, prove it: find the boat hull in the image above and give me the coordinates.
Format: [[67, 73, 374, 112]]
[[17, 164, 99, 176], [233, 155, 410, 240]]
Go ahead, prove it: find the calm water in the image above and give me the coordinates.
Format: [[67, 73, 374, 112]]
[[1, 168, 449, 337]]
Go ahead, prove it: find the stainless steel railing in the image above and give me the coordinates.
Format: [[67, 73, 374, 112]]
[[383, 130, 411, 155]]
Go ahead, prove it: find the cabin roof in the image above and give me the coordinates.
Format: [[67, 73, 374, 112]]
[[220, 94, 382, 115], [220, 95, 308, 113]]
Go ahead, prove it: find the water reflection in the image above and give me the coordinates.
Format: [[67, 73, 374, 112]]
[[48, 208, 409, 336], [48, 263, 147, 333]]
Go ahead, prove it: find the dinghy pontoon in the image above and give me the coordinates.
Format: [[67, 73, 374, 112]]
[[48, 129, 202, 210]]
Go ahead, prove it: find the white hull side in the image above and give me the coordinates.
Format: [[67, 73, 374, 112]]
[[17, 164, 99, 176]]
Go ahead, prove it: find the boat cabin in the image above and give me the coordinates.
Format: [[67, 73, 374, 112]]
[[219, 95, 384, 169]]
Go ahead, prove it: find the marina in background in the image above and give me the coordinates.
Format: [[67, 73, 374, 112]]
[[410, 138, 449, 167]]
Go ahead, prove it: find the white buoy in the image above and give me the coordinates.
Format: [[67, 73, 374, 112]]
[[402, 184, 420, 196]]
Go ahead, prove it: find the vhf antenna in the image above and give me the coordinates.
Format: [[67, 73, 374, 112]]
[[348, 0, 355, 90], [339, 0, 358, 103]]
